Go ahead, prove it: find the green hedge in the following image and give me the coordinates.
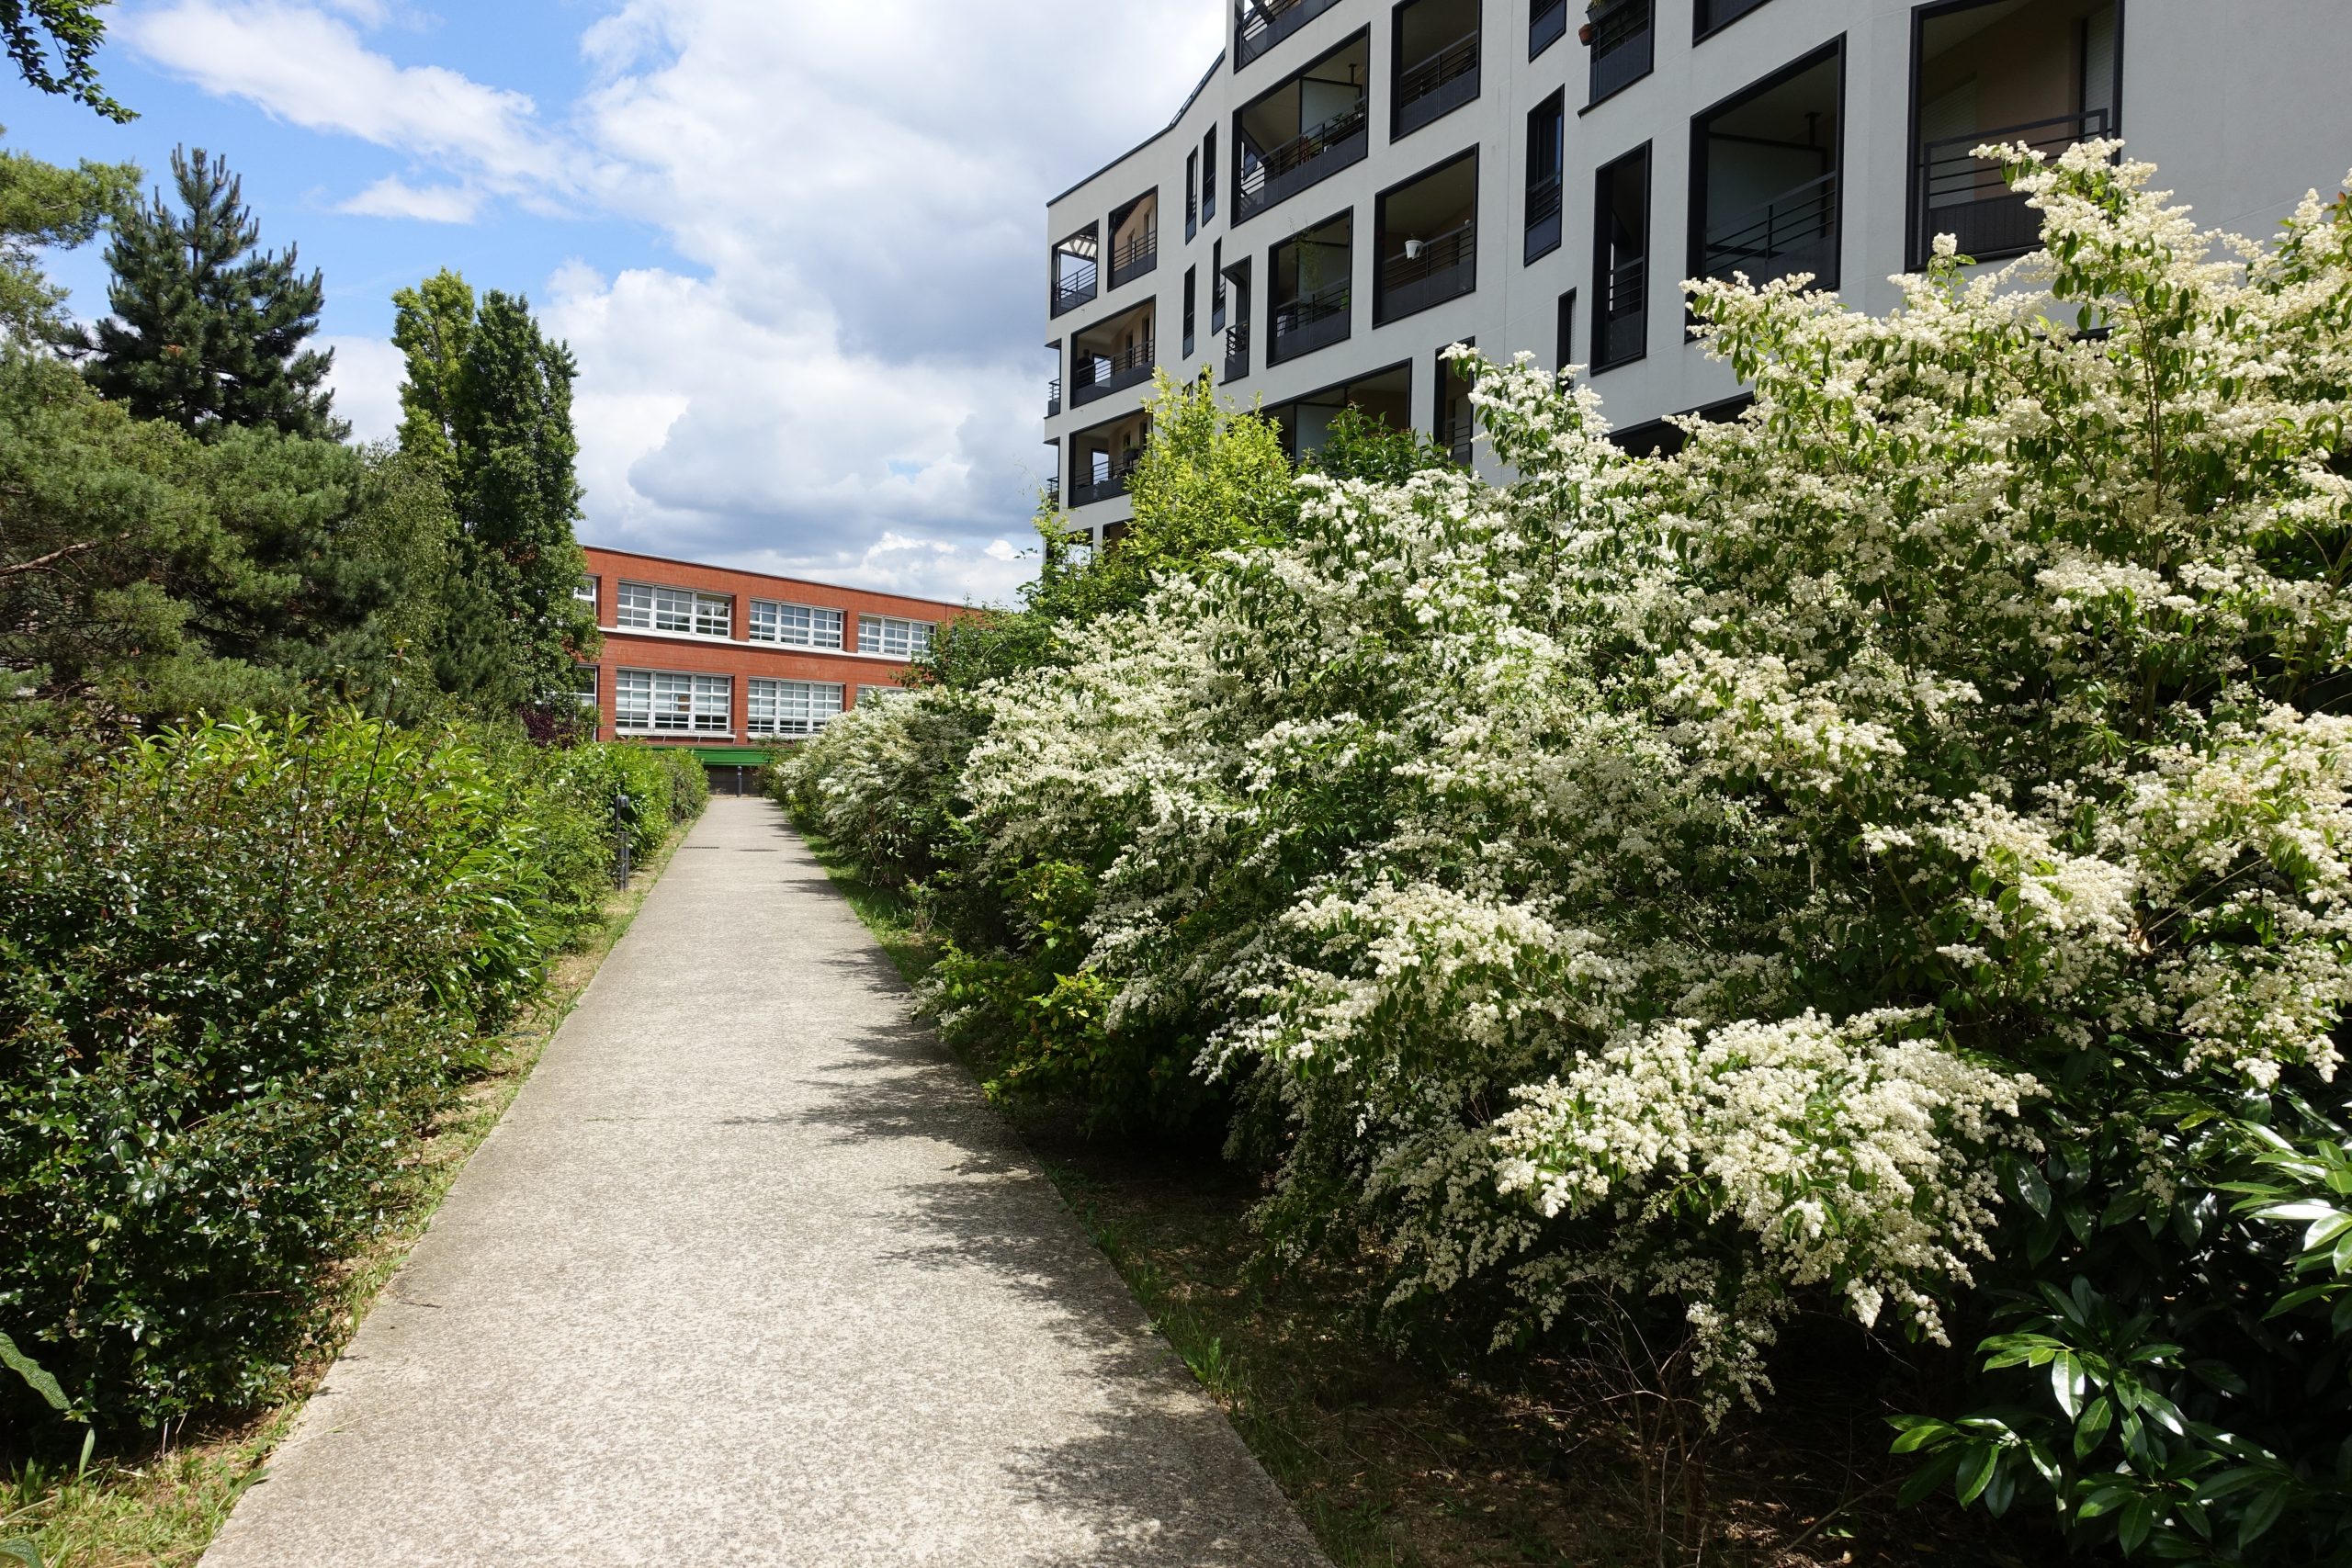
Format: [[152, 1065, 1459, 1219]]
[[0, 716, 699, 1430]]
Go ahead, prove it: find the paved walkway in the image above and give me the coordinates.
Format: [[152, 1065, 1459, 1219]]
[[202, 798, 1328, 1568]]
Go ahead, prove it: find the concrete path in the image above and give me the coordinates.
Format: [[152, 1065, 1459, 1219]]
[[202, 798, 1329, 1568]]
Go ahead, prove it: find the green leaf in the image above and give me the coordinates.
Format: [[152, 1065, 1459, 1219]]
[[2239, 1482, 2290, 1548], [0, 1540, 40, 1568], [1888, 1416, 1953, 1454], [2118, 1495, 2155, 1554], [1897, 1447, 1962, 1508], [1956, 1443, 2000, 1506], [2052, 1350, 2085, 1417], [0, 1330, 70, 1414], [2075, 1394, 2113, 1459]]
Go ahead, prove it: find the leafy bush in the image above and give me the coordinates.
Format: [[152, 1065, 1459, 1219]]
[[0, 714, 693, 1429], [788, 146, 2352, 1560]]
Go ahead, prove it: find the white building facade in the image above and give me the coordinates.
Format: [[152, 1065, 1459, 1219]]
[[1045, 0, 2352, 537]]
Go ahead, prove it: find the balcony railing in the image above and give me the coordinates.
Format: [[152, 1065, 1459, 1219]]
[[1069, 455, 1141, 508], [1044, 476, 1060, 507], [1071, 335, 1156, 408], [1524, 174, 1562, 261], [1530, 0, 1567, 57], [1396, 28, 1480, 138], [1587, 0, 1653, 105], [1046, 377, 1061, 417], [1443, 423, 1474, 467], [1235, 101, 1368, 223], [1595, 254, 1646, 368], [1379, 223, 1476, 323], [1051, 262, 1098, 318], [1235, 0, 1342, 68], [1108, 229, 1159, 290], [1268, 282, 1351, 365], [1702, 169, 1838, 288], [1916, 108, 2111, 265], [1225, 318, 1251, 382]]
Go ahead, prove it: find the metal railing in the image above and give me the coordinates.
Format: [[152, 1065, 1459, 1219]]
[[1046, 377, 1061, 417], [1235, 0, 1342, 67], [1396, 28, 1480, 136], [1069, 454, 1141, 508], [1587, 0, 1653, 105], [1701, 169, 1838, 286], [1071, 335, 1157, 407], [1916, 108, 2110, 265], [1051, 261, 1098, 318], [1044, 476, 1060, 507], [1235, 101, 1368, 222], [1595, 254, 1646, 368], [1108, 229, 1159, 290], [1268, 282, 1351, 365], [1224, 318, 1251, 382], [1530, 0, 1567, 57], [1524, 174, 1562, 261], [1378, 223, 1475, 322]]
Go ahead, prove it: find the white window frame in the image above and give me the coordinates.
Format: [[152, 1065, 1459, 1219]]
[[857, 684, 902, 705], [574, 665, 599, 708], [748, 678, 844, 737], [615, 669, 732, 735], [749, 599, 844, 649], [576, 574, 598, 606], [616, 581, 731, 638], [857, 614, 934, 660]]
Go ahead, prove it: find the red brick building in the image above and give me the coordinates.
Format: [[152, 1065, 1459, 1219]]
[[577, 547, 966, 763]]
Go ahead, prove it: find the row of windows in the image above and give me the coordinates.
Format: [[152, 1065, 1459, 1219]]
[[585, 575, 935, 655], [588, 669, 899, 737]]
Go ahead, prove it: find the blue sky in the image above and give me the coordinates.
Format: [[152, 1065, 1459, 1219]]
[[7, 0, 1226, 604]]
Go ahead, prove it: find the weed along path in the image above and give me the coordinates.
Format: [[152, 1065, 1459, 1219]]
[[201, 797, 1329, 1568]]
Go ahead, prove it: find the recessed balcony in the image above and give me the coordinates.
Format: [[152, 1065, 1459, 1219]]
[[1393, 0, 1479, 139], [1234, 0, 1343, 69], [1070, 301, 1157, 410], [1585, 0, 1653, 106], [1692, 44, 1842, 291], [1592, 144, 1650, 370], [1234, 32, 1370, 225], [1049, 224, 1098, 319], [1268, 210, 1351, 367], [1375, 151, 1476, 325], [1530, 0, 1566, 58], [1069, 410, 1151, 508], [1046, 377, 1061, 417], [1107, 189, 1159, 291]]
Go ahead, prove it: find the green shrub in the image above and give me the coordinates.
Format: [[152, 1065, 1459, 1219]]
[[0, 715, 686, 1430]]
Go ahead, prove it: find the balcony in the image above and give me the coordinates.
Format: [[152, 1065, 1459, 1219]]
[[1072, 335, 1156, 409], [1917, 109, 2110, 265], [1269, 284, 1350, 366], [1525, 175, 1562, 262], [1069, 455, 1140, 508], [1237, 102, 1367, 224], [1394, 5, 1478, 140], [1225, 319, 1251, 383], [1380, 224, 1475, 322], [1234, 0, 1342, 69], [1046, 378, 1061, 417], [1530, 0, 1567, 58], [1051, 266, 1097, 318], [1108, 231, 1158, 293], [1051, 223, 1099, 320], [1702, 172, 1837, 288], [1586, 0, 1653, 106]]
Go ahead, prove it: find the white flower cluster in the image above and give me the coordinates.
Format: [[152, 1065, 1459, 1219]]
[[797, 146, 2352, 1413]]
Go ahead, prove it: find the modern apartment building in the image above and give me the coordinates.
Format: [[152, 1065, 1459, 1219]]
[[577, 547, 960, 768], [1046, 0, 2352, 539]]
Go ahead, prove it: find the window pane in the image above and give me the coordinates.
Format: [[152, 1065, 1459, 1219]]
[[617, 582, 654, 629], [748, 678, 843, 736], [576, 574, 598, 604], [574, 665, 598, 707], [694, 592, 730, 637], [616, 668, 653, 728], [653, 586, 695, 633]]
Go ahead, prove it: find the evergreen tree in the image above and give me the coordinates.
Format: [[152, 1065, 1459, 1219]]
[[0, 131, 136, 344], [79, 146, 343, 440], [393, 276, 594, 710]]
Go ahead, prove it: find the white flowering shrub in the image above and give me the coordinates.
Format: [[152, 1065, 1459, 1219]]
[[802, 146, 2352, 1561]]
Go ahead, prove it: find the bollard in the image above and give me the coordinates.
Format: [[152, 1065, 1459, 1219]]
[[614, 790, 633, 887]]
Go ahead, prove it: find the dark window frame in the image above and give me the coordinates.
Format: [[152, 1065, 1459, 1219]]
[[1230, 28, 1372, 228], [1525, 87, 1566, 264], [1203, 127, 1219, 221], [1694, 0, 1776, 45], [1265, 204, 1357, 367], [1685, 35, 1847, 298], [1372, 145, 1480, 328], [1589, 141, 1652, 373], [1431, 334, 1476, 465], [1389, 0, 1483, 142], [1183, 265, 1198, 357], [1187, 151, 1201, 239], [1556, 288, 1577, 377]]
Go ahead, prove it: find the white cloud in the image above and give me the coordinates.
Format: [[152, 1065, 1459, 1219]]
[[320, 333, 405, 445], [338, 175, 480, 222]]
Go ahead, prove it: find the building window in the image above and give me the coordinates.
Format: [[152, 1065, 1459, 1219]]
[[857, 615, 934, 659], [1392, 0, 1481, 141], [1591, 143, 1651, 371], [749, 599, 844, 649], [1234, 31, 1371, 225], [1203, 127, 1217, 221], [1556, 288, 1577, 375], [1588, 0, 1656, 107], [1269, 209, 1353, 366], [615, 669, 731, 735], [1435, 340, 1476, 467], [617, 581, 730, 637], [1211, 240, 1227, 331], [748, 678, 844, 737], [1525, 91, 1565, 263], [576, 574, 598, 606], [1187, 150, 1200, 239], [1374, 150, 1477, 327], [574, 665, 598, 708], [1183, 265, 1197, 358], [857, 684, 902, 705], [1690, 40, 1842, 293]]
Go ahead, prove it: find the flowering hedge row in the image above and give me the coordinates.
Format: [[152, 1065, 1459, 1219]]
[[786, 147, 2352, 1561], [0, 716, 702, 1429]]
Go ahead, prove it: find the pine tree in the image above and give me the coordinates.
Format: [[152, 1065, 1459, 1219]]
[[79, 146, 343, 440], [0, 135, 136, 345]]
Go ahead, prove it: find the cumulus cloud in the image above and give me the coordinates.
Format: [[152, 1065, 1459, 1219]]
[[122, 0, 1221, 604], [319, 333, 407, 444]]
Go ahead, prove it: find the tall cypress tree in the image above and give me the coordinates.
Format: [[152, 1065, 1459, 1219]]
[[390, 266, 473, 478], [79, 146, 343, 440]]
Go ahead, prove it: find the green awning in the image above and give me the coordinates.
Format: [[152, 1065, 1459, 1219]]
[[688, 747, 778, 766]]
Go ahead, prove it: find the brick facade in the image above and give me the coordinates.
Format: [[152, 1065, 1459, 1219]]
[[579, 546, 966, 746]]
